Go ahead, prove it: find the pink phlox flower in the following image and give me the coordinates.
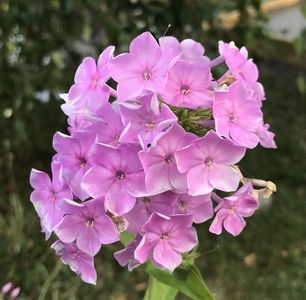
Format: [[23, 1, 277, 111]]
[[30, 160, 72, 236], [257, 122, 277, 149], [120, 92, 177, 149], [1, 282, 13, 294], [159, 36, 210, 65], [109, 31, 180, 100], [52, 240, 97, 285], [175, 130, 246, 195], [213, 81, 263, 148], [86, 102, 129, 147], [114, 234, 142, 271], [209, 182, 259, 236], [218, 41, 248, 74], [139, 123, 197, 195], [174, 193, 213, 223], [68, 46, 114, 110], [81, 143, 146, 215], [54, 198, 119, 256], [10, 287, 20, 299], [134, 213, 198, 272], [219, 41, 260, 85], [124, 191, 178, 232], [163, 60, 213, 108], [53, 130, 96, 200]]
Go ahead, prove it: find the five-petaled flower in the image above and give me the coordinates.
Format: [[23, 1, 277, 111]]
[[134, 213, 198, 271]]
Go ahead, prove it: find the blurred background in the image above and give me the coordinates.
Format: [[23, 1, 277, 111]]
[[0, 0, 305, 299]]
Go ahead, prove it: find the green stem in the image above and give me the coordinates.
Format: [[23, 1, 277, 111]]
[[143, 274, 178, 300]]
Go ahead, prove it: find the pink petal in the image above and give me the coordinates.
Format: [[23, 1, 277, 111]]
[[168, 163, 188, 192], [208, 163, 240, 192], [175, 145, 203, 173], [55, 215, 82, 243], [209, 208, 227, 235], [230, 124, 259, 149], [153, 242, 182, 272], [88, 143, 121, 170], [187, 165, 213, 196], [77, 227, 101, 256], [134, 233, 159, 263], [81, 166, 115, 198], [168, 227, 198, 253], [76, 257, 97, 285], [74, 57, 97, 83], [98, 45, 115, 68], [129, 32, 159, 58], [30, 169, 51, 190], [223, 213, 246, 236], [95, 215, 119, 244], [109, 53, 140, 81], [145, 162, 172, 194], [117, 78, 146, 100], [105, 181, 136, 215]]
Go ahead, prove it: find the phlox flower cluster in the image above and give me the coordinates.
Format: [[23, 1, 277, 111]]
[[30, 32, 276, 284]]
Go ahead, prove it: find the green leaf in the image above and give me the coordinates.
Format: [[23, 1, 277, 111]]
[[146, 263, 215, 300], [143, 276, 178, 300]]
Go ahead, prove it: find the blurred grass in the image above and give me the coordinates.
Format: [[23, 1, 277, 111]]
[[0, 1, 306, 299]]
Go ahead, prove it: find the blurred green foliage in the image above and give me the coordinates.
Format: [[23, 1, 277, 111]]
[[0, 1, 305, 299]]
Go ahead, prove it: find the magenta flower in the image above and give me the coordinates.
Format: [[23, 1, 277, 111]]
[[30, 161, 72, 235], [209, 183, 259, 236], [163, 60, 213, 108], [124, 191, 178, 232], [68, 46, 114, 110], [213, 82, 263, 148], [53, 130, 96, 200], [219, 41, 248, 75], [159, 36, 210, 65], [174, 193, 213, 223], [87, 102, 128, 147], [139, 124, 196, 195], [257, 122, 277, 149], [52, 240, 97, 285], [134, 213, 198, 271], [175, 130, 246, 195], [114, 234, 142, 271], [1, 282, 13, 295], [120, 92, 177, 149], [109, 32, 179, 100], [218, 41, 260, 87], [10, 287, 20, 299], [54, 198, 119, 256], [81, 143, 146, 215]]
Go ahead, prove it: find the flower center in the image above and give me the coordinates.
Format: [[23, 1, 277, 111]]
[[140, 197, 151, 206], [164, 154, 175, 164], [116, 170, 126, 180], [204, 156, 213, 168], [229, 113, 236, 123], [50, 192, 57, 202], [180, 85, 190, 95], [91, 78, 98, 87], [79, 156, 87, 168], [143, 70, 152, 81], [86, 216, 95, 227], [160, 233, 168, 240], [178, 200, 187, 208], [72, 252, 80, 260], [145, 120, 155, 128]]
